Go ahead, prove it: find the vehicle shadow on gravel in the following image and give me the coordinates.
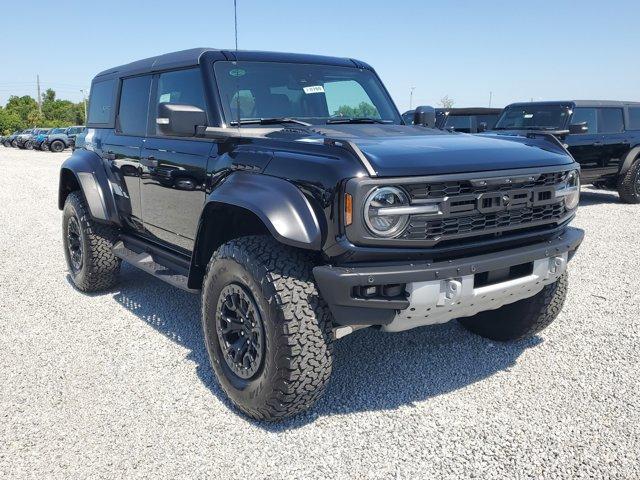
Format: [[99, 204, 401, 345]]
[[109, 264, 540, 431], [579, 189, 622, 207]]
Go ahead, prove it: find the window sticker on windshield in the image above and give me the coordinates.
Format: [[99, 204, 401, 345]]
[[303, 85, 325, 94], [229, 68, 246, 77], [524, 114, 534, 119], [159, 93, 171, 103]]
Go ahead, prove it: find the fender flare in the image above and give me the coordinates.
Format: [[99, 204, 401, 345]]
[[58, 149, 121, 226], [203, 171, 323, 250], [619, 145, 640, 177]]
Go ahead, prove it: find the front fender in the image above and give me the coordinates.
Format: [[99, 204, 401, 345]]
[[58, 149, 120, 226], [208, 171, 323, 250]]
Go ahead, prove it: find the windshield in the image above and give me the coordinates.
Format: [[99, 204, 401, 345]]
[[444, 115, 473, 132], [494, 105, 570, 130], [214, 61, 401, 125]]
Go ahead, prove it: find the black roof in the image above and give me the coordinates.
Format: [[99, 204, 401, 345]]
[[436, 107, 503, 115], [94, 48, 372, 81], [506, 100, 640, 108]]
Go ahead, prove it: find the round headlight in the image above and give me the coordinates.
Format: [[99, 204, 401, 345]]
[[364, 186, 410, 237], [564, 170, 580, 210]]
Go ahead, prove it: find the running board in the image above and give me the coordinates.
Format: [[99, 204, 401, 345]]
[[112, 241, 199, 293]]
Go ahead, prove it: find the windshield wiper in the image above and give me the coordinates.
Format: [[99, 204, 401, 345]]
[[229, 117, 311, 127], [326, 117, 390, 124]]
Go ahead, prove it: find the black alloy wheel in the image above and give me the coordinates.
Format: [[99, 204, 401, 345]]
[[215, 283, 265, 380], [66, 215, 83, 272]]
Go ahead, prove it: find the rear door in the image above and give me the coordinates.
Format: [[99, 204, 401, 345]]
[[597, 107, 627, 169], [140, 67, 213, 251], [102, 74, 152, 231]]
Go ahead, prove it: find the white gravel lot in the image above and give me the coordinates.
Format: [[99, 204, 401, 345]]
[[0, 147, 638, 479]]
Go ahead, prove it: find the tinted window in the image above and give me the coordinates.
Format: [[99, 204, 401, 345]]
[[444, 115, 472, 132], [118, 76, 152, 136], [87, 79, 115, 125], [570, 108, 597, 134], [495, 105, 569, 130], [214, 61, 401, 125], [629, 107, 640, 130], [598, 108, 624, 133], [154, 68, 206, 135]]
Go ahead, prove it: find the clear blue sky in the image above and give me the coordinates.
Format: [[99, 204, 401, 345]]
[[2, 0, 639, 111]]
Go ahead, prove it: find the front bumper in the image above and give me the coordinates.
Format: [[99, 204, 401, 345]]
[[313, 227, 584, 330]]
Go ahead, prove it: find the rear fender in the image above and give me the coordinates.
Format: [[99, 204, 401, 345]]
[[619, 145, 640, 177]]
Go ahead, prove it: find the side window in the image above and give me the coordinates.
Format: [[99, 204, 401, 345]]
[[570, 108, 597, 134], [629, 107, 640, 130], [154, 68, 206, 135], [598, 108, 624, 134], [87, 79, 115, 126], [117, 75, 152, 136]]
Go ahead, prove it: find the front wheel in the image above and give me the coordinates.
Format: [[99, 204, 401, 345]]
[[62, 191, 121, 292], [50, 140, 65, 152], [459, 273, 568, 341], [617, 159, 640, 204], [202, 235, 334, 421], [24, 140, 34, 150]]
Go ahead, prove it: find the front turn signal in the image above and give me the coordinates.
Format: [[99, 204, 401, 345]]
[[345, 193, 353, 226]]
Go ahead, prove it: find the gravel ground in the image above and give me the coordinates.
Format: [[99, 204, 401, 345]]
[[1, 148, 638, 479]]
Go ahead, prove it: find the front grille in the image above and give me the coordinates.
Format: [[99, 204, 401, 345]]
[[405, 171, 565, 200], [402, 202, 567, 241]]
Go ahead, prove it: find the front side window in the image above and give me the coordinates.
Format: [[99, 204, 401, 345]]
[[628, 107, 640, 130], [570, 108, 597, 134], [494, 105, 570, 130], [87, 79, 115, 125], [154, 68, 206, 135], [597, 108, 624, 133], [214, 61, 400, 125], [117, 75, 152, 136]]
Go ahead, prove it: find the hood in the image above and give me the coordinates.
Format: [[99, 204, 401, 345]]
[[291, 125, 573, 177]]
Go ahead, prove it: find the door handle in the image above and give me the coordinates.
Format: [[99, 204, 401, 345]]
[[593, 141, 603, 146], [140, 156, 158, 168], [105, 151, 116, 160]]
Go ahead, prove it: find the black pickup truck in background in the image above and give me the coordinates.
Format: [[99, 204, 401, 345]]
[[490, 101, 640, 203]]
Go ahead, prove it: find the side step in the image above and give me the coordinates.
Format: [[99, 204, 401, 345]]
[[112, 239, 199, 293]]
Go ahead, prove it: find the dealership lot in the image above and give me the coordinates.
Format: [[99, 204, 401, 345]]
[[1, 148, 638, 479]]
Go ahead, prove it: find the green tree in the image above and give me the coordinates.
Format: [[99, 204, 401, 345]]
[[5, 95, 39, 126], [333, 102, 380, 119], [0, 107, 23, 134]]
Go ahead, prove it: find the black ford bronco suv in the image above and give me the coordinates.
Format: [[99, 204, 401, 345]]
[[492, 101, 640, 203], [59, 48, 584, 420]]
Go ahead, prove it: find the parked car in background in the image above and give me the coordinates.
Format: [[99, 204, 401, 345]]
[[15, 129, 36, 149], [490, 101, 640, 203], [436, 108, 502, 133], [3, 130, 23, 147], [59, 48, 583, 420], [24, 128, 51, 149], [44, 126, 85, 152]]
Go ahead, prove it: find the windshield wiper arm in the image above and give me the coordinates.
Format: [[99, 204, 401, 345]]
[[326, 117, 390, 124], [230, 117, 311, 127]]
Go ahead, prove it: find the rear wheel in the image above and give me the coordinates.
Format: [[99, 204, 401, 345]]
[[50, 140, 65, 152], [24, 140, 34, 150], [459, 273, 568, 341], [62, 191, 121, 292], [617, 159, 640, 204], [202, 235, 334, 421]]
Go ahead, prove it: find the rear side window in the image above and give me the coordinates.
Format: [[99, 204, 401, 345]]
[[154, 68, 206, 135], [598, 108, 624, 133], [117, 75, 152, 136], [628, 107, 640, 130], [570, 108, 597, 134], [87, 79, 115, 126]]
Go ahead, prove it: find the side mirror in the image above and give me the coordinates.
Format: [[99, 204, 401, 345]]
[[413, 105, 436, 128], [156, 103, 207, 136], [568, 122, 588, 134], [477, 122, 488, 133]]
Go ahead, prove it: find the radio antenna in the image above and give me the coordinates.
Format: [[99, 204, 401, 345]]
[[233, 0, 240, 129]]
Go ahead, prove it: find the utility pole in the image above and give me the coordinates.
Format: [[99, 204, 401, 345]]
[[80, 89, 88, 124], [37, 74, 42, 114], [409, 86, 416, 110], [489, 91, 493, 108]]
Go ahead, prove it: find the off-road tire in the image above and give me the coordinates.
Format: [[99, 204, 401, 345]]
[[10, 139, 17, 148], [50, 140, 65, 153], [202, 235, 334, 421], [62, 191, 121, 292], [459, 272, 568, 341], [617, 159, 640, 204], [24, 140, 34, 150], [40, 143, 49, 151]]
